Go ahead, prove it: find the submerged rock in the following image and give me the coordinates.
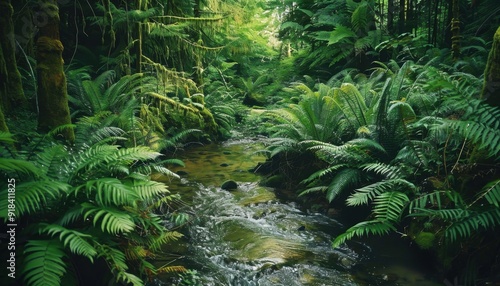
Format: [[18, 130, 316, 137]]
[[221, 180, 238, 190]]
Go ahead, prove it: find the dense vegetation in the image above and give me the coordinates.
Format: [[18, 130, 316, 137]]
[[1, 0, 499, 285]]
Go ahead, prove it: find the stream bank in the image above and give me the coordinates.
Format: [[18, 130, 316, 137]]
[[155, 139, 442, 286]]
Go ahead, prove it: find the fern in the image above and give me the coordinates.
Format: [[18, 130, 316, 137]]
[[445, 208, 500, 242], [326, 168, 362, 202], [332, 220, 396, 247], [81, 203, 135, 234], [149, 231, 184, 252], [22, 240, 67, 286], [301, 164, 348, 185], [373, 191, 409, 222], [362, 162, 402, 179], [409, 190, 449, 213], [75, 178, 138, 206], [40, 224, 97, 261], [96, 244, 143, 286], [0, 158, 40, 176], [347, 179, 416, 206], [131, 180, 170, 201], [0, 181, 70, 217], [483, 179, 500, 207], [449, 120, 500, 157]]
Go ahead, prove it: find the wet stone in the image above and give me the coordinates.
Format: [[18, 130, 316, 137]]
[[221, 180, 238, 190]]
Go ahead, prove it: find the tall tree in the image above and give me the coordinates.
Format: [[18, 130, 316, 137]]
[[35, 0, 74, 142], [0, 0, 26, 114], [481, 26, 500, 107]]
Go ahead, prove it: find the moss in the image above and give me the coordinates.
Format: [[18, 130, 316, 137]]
[[0, 104, 8, 132], [36, 36, 74, 143], [481, 26, 500, 107], [152, 92, 218, 138], [414, 231, 435, 250], [0, 0, 27, 112]]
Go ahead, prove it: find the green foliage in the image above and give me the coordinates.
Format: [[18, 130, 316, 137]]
[[0, 122, 185, 285], [22, 240, 67, 286]]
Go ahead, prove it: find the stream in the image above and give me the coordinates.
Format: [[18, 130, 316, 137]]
[[155, 139, 442, 286]]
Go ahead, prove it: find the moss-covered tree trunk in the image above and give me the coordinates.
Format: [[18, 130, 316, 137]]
[[0, 99, 8, 133], [450, 0, 460, 60], [0, 0, 27, 113], [481, 26, 500, 107], [35, 0, 74, 142]]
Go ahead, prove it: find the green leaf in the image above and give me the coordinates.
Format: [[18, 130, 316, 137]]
[[23, 240, 67, 286], [40, 224, 97, 261], [332, 220, 396, 247], [75, 178, 137, 206], [82, 203, 135, 234], [373, 192, 409, 222], [328, 25, 356, 46]]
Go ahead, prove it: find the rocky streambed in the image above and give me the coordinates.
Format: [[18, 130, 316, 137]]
[[153, 139, 441, 286]]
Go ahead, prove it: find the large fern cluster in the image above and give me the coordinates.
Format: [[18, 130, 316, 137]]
[[263, 60, 500, 283], [0, 126, 185, 286]]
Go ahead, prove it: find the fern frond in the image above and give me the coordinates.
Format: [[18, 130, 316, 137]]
[[332, 220, 396, 247], [116, 272, 143, 286], [409, 190, 449, 213], [22, 240, 67, 286], [347, 179, 416, 206], [0, 131, 15, 144], [96, 244, 143, 286], [104, 146, 162, 164], [298, 186, 328, 197], [75, 178, 138, 206], [326, 168, 361, 202], [82, 203, 135, 234], [0, 181, 69, 217], [35, 145, 68, 178], [301, 164, 347, 185], [131, 180, 170, 201], [483, 180, 500, 207], [373, 191, 409, 222], [445, 208, 500, 242], [362, 162, 402, 179], [156, 265, 187, 274], [0, 158, 40, 176], [448, 120, 500, 157], [40, 224, 97, 261], [149, 231, 184, 252]]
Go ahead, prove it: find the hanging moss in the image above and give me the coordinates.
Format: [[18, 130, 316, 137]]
[[147, 92, 218, 138], [0, 0, 26, 112], [481, 26, 500, 107]]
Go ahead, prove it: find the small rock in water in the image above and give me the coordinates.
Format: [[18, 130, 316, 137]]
[[297, 225, 306, 231], [221, 180, 238, 190]]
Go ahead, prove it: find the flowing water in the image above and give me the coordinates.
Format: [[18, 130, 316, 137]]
[[155, 139, 442, 286]]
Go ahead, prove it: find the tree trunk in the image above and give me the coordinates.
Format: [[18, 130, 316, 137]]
[[35, 0, 74, 142], [481, 26, 500, 107], [0, 98, 8, 133], [0, 0, 27, 113], [398, 0, 406, 33], [450, 0, 460, 60], [387, 0, 394, 33]]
